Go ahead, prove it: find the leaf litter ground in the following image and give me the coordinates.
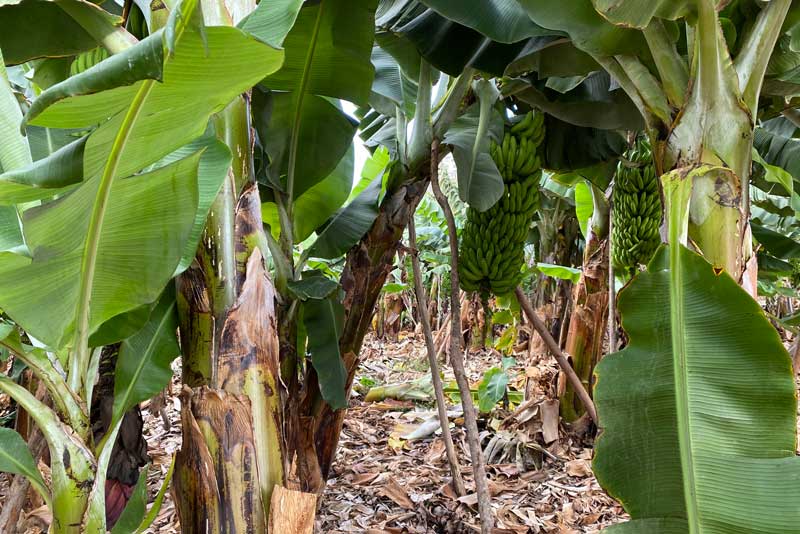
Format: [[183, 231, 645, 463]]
[[3, 333, 799, 533]]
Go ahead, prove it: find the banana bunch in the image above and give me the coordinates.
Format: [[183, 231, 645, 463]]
[[69, 47, 110, 77], [611, 138, 662, 272], [458, 111, 545, 296]]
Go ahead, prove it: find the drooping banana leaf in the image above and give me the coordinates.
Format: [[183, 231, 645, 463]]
[[254, 0, 377, 248], [419, 0, 552, 43], [0, 24, 284, 350], [237, 0, 303, 48], [306, 171, 385, 259], [0, 136, 88, 205], [589, 0, 692, 29], [0, 155, 201, 350], [503, 71, 643, 131], [261, 0, 378, 105], [0, 0, 122, 65], [514, 0, 646, 56], [0, 48, 31, 171], [0, 48, 30, 253], [151, 134, 232, 274], [0, 427, 50, 507], [370, 42, 418, 118], [391, 6, 533, 77], [593, 170, 800, 533], [292, 273, 347, 409], [253, 90, 357, 200], [441, 84, 505, 212], [292, 145, 354, 243], [111, 287, 179, 440], [752, 222, 800, 259]]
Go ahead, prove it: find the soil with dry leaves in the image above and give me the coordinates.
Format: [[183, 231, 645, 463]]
[[11, 328, 798, 532], [314, 332, 626, 533]]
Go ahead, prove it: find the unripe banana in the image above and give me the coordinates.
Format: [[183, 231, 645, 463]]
[[69, 47, 109, 76], [611, 137, 663, 272], [458, 110, 546, 295]]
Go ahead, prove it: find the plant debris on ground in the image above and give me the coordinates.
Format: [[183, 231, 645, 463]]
[[3, 331, 799, 533]]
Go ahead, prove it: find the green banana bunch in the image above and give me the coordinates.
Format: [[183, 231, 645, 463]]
[[69, 47, 110, 77], [458, 111, 545, 296], [611, 138, 663, 272]]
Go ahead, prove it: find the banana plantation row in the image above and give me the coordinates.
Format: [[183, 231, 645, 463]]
[[0, 0, 799, 533]]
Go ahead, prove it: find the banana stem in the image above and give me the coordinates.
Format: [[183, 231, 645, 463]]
[[408, 215, 467, 496], [430, 139, 495, 534], [514, 286, 598, 425]]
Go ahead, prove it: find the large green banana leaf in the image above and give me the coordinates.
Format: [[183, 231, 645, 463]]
[[289, 273, 347, 409], [253, 0, 377, 242], [0, 48, 30, 253], [589, 0, 691, 29], [0, 49, 30, 172], [291, 146, 354, 243], [0, 0, 121, 65], [420, 0, 553, 43], [514, 0, 645, 56], [262, 0, 377, 105], [0, 24, 284, 349], [238, 0, 303, 48], [306, 170, 385, 260], [0, 155, 201, 350], [254, 91, 357, 200], [593, 174, 800, 532]]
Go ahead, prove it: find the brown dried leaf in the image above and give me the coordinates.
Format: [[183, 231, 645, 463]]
[[379, 479, 415, 509], [540, 400, 560, 443], [565, 459, 592, 477]]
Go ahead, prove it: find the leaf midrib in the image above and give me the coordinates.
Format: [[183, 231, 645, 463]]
[[69, 79, 156, 395], [666, 172, 700, 533]]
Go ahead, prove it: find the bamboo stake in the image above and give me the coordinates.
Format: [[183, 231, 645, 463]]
[[514, 286, 598, 425], [408, 216, 467, 496], [430, 139, 494, 533]]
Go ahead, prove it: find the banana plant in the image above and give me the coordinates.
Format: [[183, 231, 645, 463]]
[[0, 3, 576, 533], [0, 3, 284, 530], [593, 166, 800, 533], [250, 0, 488, 492], [508, 0, 799, 284]]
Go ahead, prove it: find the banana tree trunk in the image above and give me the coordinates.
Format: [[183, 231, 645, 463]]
[[296, 178, 430, 488], [560, 220, 609, 422], [656, 1, 790, 291], [174, 96, 286, 532]]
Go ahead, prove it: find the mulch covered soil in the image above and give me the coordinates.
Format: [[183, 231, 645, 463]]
[[18, 329, 800, 532], [313, 333, 625, 533]]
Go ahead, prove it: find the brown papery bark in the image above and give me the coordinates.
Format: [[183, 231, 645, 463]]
[[174, 186, 287, 533], [268, 485, 316, 534], [560, 235, 609, 422]]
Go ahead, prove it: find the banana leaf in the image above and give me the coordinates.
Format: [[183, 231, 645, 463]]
[[0, 25, 283, 350], [593, 170, 800, 532]]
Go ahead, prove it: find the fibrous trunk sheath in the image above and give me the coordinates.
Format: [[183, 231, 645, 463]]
[[174, 96, 286, 531]]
